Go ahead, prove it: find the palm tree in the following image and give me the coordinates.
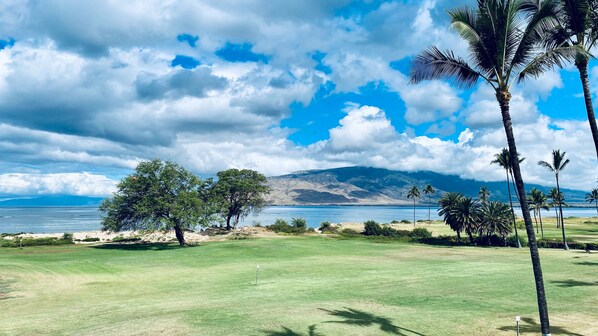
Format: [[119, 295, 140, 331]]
[[479, 201, 513, 245], [438, 192, 465, 242], [491, 148, 522, 248], [407, 186, 421, 226], [529, 188, 549, 239], [410, 1, 561, 332], [451, 197, 481, 244], [538, 149, 570, 250], [423, 184, 436, 223], [478, 186, 490, 203], [547, 0, 598, 160], [586, 188, 598, 215], [549, 187, 563, 228]]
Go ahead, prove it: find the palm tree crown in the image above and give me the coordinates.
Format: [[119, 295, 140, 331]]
[[546, 0, 598, 158], [538, 149, 570, 177], [586, 187, 598, 215], [409, 0, 571, 93]]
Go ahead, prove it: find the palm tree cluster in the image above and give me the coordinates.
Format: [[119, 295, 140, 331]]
[[410, 1, 598, 333], [586, 188, 598, 215], [438, 192, 512, 245]]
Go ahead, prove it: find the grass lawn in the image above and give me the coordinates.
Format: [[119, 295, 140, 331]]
[[1, 236, 597, 335]]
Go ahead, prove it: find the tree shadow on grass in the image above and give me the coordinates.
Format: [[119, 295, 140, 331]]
[[551, 279, 598, 287], [320, 307, 425, 336], [497, 317, 584, 336], [262, 308, 425, 336], [575, 261, 598, 266], [90, 243, 198, 251], [263, 325, 321, 336]]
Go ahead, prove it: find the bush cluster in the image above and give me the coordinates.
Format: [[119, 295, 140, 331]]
[[267, 218, 309, 234], [0, 233, 74, 247], [361, 220, 432, 240]]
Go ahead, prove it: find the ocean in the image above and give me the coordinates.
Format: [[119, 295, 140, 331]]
[[0, 205, 596, 234]]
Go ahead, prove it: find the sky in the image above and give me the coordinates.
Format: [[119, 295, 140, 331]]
[[0, 0, 596, 197]]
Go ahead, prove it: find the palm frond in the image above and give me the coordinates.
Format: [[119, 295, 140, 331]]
[[409, 47, 482, 88], [537, 160, 555, 171], [517, 46, 579, 81]]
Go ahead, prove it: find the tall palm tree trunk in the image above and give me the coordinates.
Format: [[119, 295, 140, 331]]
[[413, 199, 416, 227], [554, 206, 560, 228], [533, 209, 539, 234], [428, 196, 431, 223], [555, 175, 568, 250], [576, 59, 598, 161], [497, 91, 550, 335], [505, 170, 521, 248], [538, 208, 544, 240]]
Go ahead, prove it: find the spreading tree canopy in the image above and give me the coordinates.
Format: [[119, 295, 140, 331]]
[[213, 168, 271, 230], [99, 160, 215, 246]]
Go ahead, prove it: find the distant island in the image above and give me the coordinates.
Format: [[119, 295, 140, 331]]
[[0, 166, 588, 207]]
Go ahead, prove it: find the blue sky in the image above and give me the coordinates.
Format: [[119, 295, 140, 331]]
[[0, 0, 595, 196]]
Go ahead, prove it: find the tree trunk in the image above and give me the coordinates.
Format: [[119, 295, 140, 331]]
[[226, 213, 233, 230], [456, 231, 461, 243], [554, 207, 560, 228], [497, 90, 550, 335], [555, 174, 568, 250], [533, 209, 539, 234], [576, 59, 598, 161], [174, 225, 186, 246], [428, 196, 431, 223], [506, 170, 521, 248], [595, 202, 598, 216], [412, 199, 416, 226], [538, 208, 544, 240]]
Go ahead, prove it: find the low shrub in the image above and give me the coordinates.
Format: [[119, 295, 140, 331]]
[[340, 228, 360, 236], [111, 236, 142, 243], [400, 220, 411, 224], [252, 221, 262, 227], [585, 242, 597, 251], [363, 220, 383, 236], [62, 233, 74, 243], [410, 227, 432, 239], [506, 235, 527, 247], [80, 237, 100, 242], [0, 236, 74, 247], [390, 220, 400, 224], [419, 235, 467, 246], [267, 218, 306, 234], [319, 221, 332, 231], [291, 217, 307, 229]]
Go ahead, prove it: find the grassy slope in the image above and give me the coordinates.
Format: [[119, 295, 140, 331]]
[[1, 235, 597, 336]]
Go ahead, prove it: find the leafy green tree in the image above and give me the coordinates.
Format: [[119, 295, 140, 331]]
[[99, 160, 214, 246], [547, 0, 598, 159], [491, 148, 522, 248], [538, 149, 571, 249], [410, 1, 563, 328], [478, 186, 490, 203], [213, 169, 271, 230], [407, 186, 421, 226], [479, 201, 512, 244], [586, 188, 598, 215], [438, 192, 465, 242], [528, 188, 550, 239], [423, 184, 436, 222]]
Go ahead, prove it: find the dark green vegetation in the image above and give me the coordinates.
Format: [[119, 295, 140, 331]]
[[1, 237, 596, 335], [100, 160, 270, 246]]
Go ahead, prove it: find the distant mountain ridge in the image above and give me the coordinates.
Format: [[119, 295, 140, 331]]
[[267, 166, 587, 206]]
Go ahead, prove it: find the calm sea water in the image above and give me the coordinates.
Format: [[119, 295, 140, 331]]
[[0, 206, 596, 234]]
